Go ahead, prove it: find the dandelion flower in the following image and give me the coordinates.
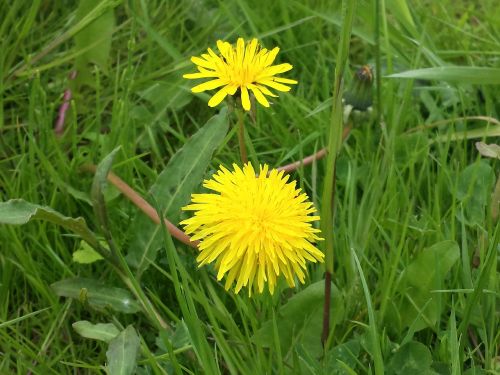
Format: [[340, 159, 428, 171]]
[[181, 163, 323, 295], [183, 38, 298, 111]]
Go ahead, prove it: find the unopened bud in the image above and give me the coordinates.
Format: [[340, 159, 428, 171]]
[[344, 65, 373, 111]]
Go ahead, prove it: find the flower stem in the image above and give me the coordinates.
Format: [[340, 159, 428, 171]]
[[237, 109, 248, 164], [320, 0, 357, 348], [321, 270, 332, 345], [81, 164, 198, 248]]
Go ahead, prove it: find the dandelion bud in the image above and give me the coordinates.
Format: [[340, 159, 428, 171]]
[[344, 65, 373, 111]]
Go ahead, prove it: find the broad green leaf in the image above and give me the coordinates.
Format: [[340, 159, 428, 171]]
[[51, 277, 141, 314], [387, 342, 437, 375], [126, 108, 229, 275], [106, 325, 141, 375], [388, 67, 500, 85], [72, 320, 120, 342], [325, 339, 361, 374], [0, 199, 100, 250], [399, 241, 460, 330], [73, 241, 104, 264], [456, 161, 495, 201], [405, 241, 460, 289], [252, 280, 344, 355], [75, 0, 115, 86], [454, 161, 495, 226]]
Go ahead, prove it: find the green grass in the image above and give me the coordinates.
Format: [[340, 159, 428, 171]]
[[1, 0, 499, 374]]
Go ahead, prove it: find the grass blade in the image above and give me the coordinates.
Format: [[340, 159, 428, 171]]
[[388, 67, 500, 84]]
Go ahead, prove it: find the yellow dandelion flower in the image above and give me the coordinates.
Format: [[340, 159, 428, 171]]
[[183, 38, 298, 111], [181, 163, 324, 295]]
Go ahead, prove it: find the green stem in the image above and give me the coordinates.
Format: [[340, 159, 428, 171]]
[[320, 0, 357, 347], [379, 0, 391, 144], [237, 109, 248, 164]]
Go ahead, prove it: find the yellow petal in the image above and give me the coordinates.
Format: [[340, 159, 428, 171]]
[[216, 40, 226, 52], [207, 48, 225, 67], [257, 63, 293, 79], [264, 47, 280, 66], [224, 263, 241, 290], [274, 77, 298, 84], [208, 87, 229, 107], [183, 72, 218, 79], [244, 38, 258, 63], [191, 56, 214, 69], [236, 38, 245, 62], [198, 66, 218, 74], [226, 84, 238, 95], [217, 40, 232, 62], [240, 86, 251, 111], [256, 84, 278, 97], [248, 84, 269, 107], [192, 79, 227, 93], [258, 79, 292, 92], [254, 48, 268, 62]]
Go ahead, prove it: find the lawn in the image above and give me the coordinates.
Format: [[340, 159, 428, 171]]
[[0, 1, 499, 374]]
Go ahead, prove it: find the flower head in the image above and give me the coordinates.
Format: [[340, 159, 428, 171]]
[[183, 38, 298, 111], [181, 163, 323, 295]]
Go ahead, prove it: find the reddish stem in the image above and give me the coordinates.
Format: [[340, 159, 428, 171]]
[[82, 165, 198, 249], [275, 125, 351, 174], [54, 71, 77, 136], [321, 271, 332, 347]]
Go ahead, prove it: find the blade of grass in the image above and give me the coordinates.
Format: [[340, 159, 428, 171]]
[[388, 66, 500, 84], [320, 0, 357, 347], [352, 249, 384, 375]]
